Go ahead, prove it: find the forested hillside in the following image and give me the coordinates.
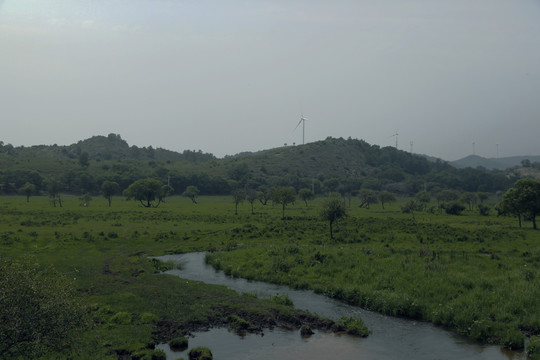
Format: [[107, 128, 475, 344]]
[[0, 134, 517, 197]]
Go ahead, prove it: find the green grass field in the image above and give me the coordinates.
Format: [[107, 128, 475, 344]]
[[1, 194, 539, 358]]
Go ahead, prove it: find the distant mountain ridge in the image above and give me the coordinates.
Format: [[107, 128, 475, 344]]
[[450, 155, 540, 170]]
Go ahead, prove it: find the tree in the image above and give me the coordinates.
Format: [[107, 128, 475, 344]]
[[320, 197, 347, 239], [257, 185, 271, 206], [477, 192, 489, 203], [124, 178, 167, 208], [159, 184, 174, 203], [18, 182, 36, 203], [358, 189, 377, 209], [101, 180, 120, 207], [415, 191, 431, 210], [246, 188, 259, 214], [298, 188, 315, 207], [47, 182, 62, 207], [79, 193, 92, 206], [460, 192, 478, 211], [232, 189, 246, 215], [182, 185, 200, 204], [0, 257, 88, 358], [499, 187, 523, 228], [271, 187, 296, 219], [378, 191, 396, 210], [78, 152, 89, 168], [500, 178, 540, 229]]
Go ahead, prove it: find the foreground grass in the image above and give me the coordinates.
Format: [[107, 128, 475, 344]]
[[1, 194, 539, 357]]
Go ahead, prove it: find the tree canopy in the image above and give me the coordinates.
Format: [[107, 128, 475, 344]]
[[500, 178, 540, 229], [101, 180, 120, 207], [271, 187, 296, 219], [123, 178, 171, 208], [320, 197, 347, 239]]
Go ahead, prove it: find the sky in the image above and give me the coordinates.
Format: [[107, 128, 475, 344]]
[[1, 0, 540, 161]]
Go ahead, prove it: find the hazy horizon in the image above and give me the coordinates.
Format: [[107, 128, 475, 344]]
[[1, 0, 539, 161]]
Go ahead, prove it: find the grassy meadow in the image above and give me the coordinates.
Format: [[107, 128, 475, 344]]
[[1, 194, 540, 358]]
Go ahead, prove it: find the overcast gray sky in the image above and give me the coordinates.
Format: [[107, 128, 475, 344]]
[[1, 0, 539, 160]]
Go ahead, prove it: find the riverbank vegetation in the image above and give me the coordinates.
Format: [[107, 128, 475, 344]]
[[1, 188, 539, 357]]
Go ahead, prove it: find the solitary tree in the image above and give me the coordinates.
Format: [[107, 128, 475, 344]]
[[101, 181, 120, 207], [500, 178, 540, 229], [18, 182, 36, 203], [499, 187, 523, 227], [298, 188, 315, 207], [358, 189, 377, 209], [182, 185, 200, 204], [379, 191, 396, 210], [124, 178, 167, 208], [271, 187, 296, 219], [232, 189, 246, 215], [320, 197, 347, 239]]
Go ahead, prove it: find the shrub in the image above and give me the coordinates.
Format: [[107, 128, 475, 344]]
[[527, 336, 540, 360], [478, 204, 491, 216], [333, 317, 370, 337], [109, 311, 132, 325], [442, 202, 466, 215], [151, 349, 167, 360], [189, 346, 213, 360], [140, 312, 159, 324], [169, 336, 189, 351], [271, 293, 294, 306]]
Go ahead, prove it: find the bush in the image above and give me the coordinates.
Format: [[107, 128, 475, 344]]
[[527, 336, 540, 360], [271, 293, 294, 306], [333, 317, 370, 337], [478, 204, 491, 216], [189, 346, 213, 360], [442, 202, 466, 215], [109, 311, 132, 325], [170, 336, 189, 351], [140, 312, 159, 324]]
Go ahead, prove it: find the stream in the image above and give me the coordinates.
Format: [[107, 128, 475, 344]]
[[154, 252, 526, 360]]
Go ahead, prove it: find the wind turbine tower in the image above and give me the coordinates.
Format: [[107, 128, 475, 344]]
[[294, 114, 308, 145], [390, 131, 398, 149]]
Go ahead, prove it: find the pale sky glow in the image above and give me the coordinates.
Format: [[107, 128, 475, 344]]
[[1, 0, 540, 160]]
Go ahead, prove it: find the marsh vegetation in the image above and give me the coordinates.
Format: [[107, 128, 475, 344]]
[[0, 192, 539, 358]]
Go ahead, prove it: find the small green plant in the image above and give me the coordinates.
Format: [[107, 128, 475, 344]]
[[271, 293, 293, 306], [333, 317, 370, 337]]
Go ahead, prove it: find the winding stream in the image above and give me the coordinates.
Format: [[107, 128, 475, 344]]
[[154, 253, 526, 360]]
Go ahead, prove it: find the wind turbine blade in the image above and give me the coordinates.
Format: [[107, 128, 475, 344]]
[[294, 119, 303, 131]]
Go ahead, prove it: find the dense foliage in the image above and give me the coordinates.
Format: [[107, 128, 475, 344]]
[[0, 135, 518, 201]]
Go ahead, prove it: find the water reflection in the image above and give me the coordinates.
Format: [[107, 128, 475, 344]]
[[155, 253, 525, 360]]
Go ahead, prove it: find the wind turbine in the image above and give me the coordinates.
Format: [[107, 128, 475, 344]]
[[389, 131, 398, 149], [294, 114, 308, 145]]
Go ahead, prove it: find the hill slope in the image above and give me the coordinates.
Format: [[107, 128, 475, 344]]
[[0, 134, 517, 196]]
